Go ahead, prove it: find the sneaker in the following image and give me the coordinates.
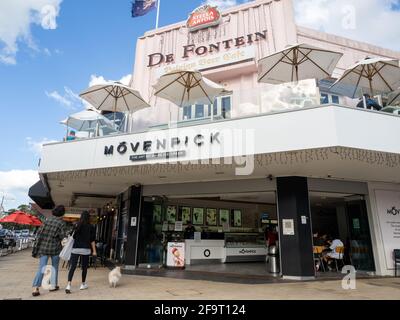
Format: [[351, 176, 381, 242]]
[[79, 283, 88, 290], [65, 284, 71, 294], [49, 286, 59, 292]]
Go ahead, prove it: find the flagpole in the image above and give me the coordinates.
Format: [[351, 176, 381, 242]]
[[155, 0, 161, 29]]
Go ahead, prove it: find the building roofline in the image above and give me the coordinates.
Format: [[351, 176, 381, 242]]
[[139, 0, 273, 39], [297, 25, 400, 59]]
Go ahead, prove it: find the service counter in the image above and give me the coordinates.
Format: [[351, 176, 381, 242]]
[[184, 239, 225, 265], [184, 232, 267, 265]]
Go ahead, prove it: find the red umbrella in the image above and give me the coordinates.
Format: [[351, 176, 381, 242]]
[[0, 211, 38, 225], [27, 215, 42, 227]]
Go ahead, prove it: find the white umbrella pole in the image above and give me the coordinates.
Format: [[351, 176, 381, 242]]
[[168, 104, 171, 129], [114, 97, 117, 130]]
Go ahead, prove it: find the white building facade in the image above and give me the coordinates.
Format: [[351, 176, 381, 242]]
[[33, 0, 400, 279]]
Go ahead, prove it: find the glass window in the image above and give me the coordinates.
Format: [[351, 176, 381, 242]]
[[213, 99, 218, 116], [320, 93, 329, 105], [183, 105, 191, 120], [331, 95, 340, 104], [195, 104, 204, 118], [221, 97, 231, 118]]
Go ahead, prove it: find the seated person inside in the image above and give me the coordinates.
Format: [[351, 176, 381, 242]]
[[66, 130, 76, 141], [356, 94, 382, 111], [322, 236, 344, 270], [183, 221, 196, 239]]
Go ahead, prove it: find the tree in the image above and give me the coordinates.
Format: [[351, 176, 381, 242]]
[[17, 204, 33, 214]]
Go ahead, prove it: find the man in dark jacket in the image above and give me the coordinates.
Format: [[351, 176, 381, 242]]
[[356, 94, 382, 111]]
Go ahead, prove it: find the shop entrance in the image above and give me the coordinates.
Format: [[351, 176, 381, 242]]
[[310, 192, 375, 272], [134, 187, 375, 278], [136, 192, 279, 276]]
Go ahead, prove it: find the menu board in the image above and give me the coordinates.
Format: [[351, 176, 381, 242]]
[[166, 242, 185, 268], [180, 206, 191, 224], [192, 208, 204, 225], [206, 208, 217, 226], [153, 204, 162, 224], [167, 205, 177, 224], [219, 209, 230, 226], [233, 210, 242, 227]]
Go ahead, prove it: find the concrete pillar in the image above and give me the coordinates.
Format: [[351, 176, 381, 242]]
[[277, 176, 315, 280], [124, 185, 143, 269]]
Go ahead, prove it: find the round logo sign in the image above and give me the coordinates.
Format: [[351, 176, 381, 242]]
[[203, 249, 211, 257]]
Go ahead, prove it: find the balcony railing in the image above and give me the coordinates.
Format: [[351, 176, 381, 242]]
[[61, 79, 400, 142]]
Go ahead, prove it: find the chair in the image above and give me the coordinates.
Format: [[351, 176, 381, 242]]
[[394, 249, 400, 277], [313, 246, 325, 272], [333, 246, 345, 272]]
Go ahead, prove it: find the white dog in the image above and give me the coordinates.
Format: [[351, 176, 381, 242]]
[[108, 266, 121, 288]]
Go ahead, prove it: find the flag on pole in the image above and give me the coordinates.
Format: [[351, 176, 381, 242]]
[[131, 0, 157, 17]]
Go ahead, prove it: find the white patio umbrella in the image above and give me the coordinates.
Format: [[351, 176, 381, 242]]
[[330, 57, 400, 98], [79, 82, 150, 129], [258, 43, 343, 84], [153, 70, 224, 106], [60, 110, 114, 137], [60, 110, 113, 131]]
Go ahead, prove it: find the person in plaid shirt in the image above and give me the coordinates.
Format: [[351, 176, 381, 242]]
[[32, 205, 66, 297]]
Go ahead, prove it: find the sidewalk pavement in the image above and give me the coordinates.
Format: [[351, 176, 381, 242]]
[[1, 250, 400, 300]]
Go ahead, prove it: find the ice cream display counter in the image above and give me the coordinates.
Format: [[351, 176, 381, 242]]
[[222, 233, 267, 263], [184, 232, 267, 265]]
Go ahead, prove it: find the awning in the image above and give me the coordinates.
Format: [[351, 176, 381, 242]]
[[28, 180, 55, 210]]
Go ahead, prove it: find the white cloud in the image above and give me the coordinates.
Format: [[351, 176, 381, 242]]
[[294, 0, 400, 51], [88, 74, 132, 87], [202, 0, 238, 10], [0, 170, 39, 209], [46, 90, 72, 107], [0, 0, 62, 65], [26, 137, 58, 156], [45, 86, 82, 110]]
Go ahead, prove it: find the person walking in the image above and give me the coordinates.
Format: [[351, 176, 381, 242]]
[[32, 205, 66, 297], [65, 211, 96, 294]]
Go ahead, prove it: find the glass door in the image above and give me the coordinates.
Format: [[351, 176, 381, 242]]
[[137, 200, 164, 267], [345, 200, 375, 271], [115, 202, 129, 263]]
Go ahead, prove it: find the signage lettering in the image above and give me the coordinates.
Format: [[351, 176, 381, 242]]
[[104, 132, 221, 162], [387, 207, 400, 216], [148, 30, 267, 67], [186, 5, 221, 32]]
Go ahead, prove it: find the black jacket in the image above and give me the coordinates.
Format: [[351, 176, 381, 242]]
[[72, 224, 95, 249]]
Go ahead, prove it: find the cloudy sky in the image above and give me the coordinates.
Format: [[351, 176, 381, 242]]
[[0, 0, 399, 210]]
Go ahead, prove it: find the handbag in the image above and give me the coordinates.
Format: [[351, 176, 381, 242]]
[[59, 233, 74, 261]]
